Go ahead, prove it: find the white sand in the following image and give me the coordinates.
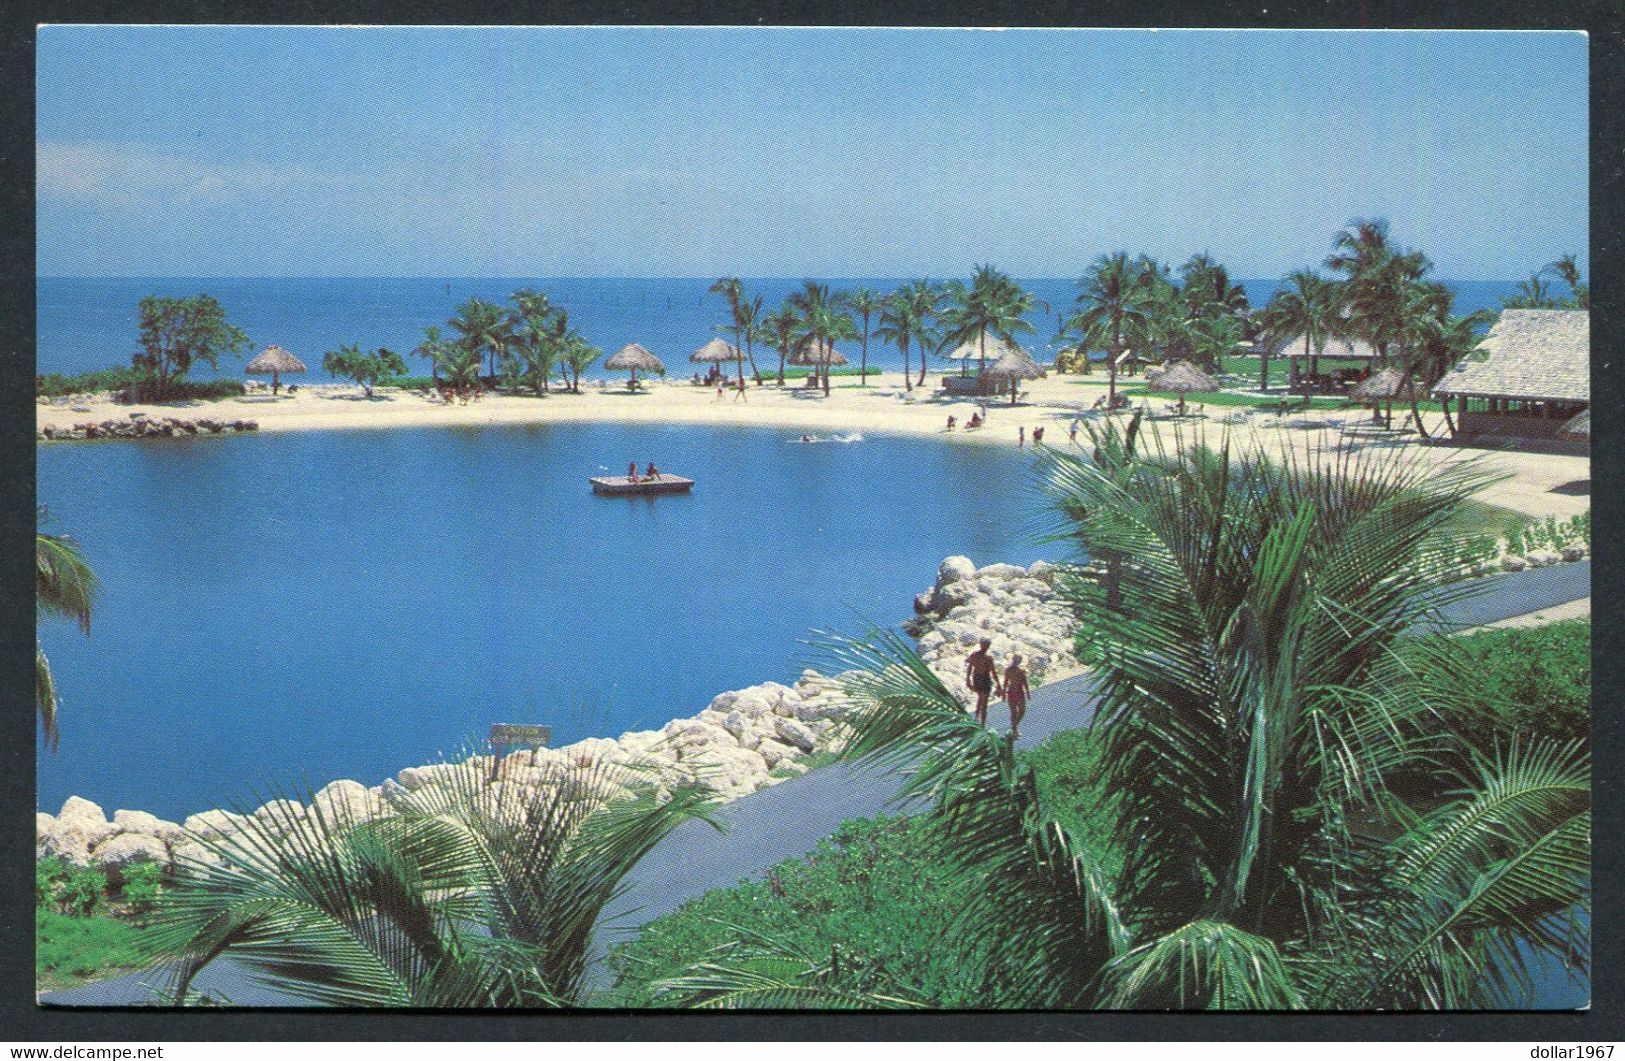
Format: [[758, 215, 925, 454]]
[[39, 371, 1591, 520]]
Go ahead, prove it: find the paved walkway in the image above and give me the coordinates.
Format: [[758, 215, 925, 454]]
[[42, 561, 1589, 1007]]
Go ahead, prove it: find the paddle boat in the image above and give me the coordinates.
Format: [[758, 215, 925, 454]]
[[589, 473, 694, 496]]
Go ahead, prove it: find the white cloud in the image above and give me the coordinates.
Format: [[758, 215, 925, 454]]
[[37, 140, 355, 209]]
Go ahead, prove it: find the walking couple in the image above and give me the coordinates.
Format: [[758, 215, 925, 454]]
[[964, 638, 1029, 741]]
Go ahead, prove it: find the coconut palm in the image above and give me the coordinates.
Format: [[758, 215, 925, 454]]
[[691, 424, 1589, 1009], [507, 290, 558, 395], [875, 290, 929, 395], [1255, 271, 1343, 393], [1544, 255, 1588, 308], [148, 758, 716, 1007], [438, 341, 484, 403], [447, 298, 511, 387], [788, 282, 859, 397], [735, 293, 766, 385], [560, 332, 601, 394], [1180, 253, 1249, 322], [763, 305, 800, 387], [709, 277, 756, 390], [937, 267, 1040, 390], [891, 280, 941, 387], [1502, 273, 1560, 311], [1062, 253, 1157, 409], [36, 510, 97, 751], [843, 288, 882, 386], [412, 325, 449, 388]]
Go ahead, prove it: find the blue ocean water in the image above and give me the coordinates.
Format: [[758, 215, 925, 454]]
[[37, 423, 1063, 820], [35, 276, 1522, 383]]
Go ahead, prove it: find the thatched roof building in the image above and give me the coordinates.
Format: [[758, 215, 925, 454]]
[[1269, 333, 1382, 361], [1432, 310, 1588, 451], [1433, 310, 1589, 403], [946, 335, 1026, 363]]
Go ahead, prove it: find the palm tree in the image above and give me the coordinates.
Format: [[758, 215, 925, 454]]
[[892, 280, 941, 387], [1502, 272, 1559, 310], [36, 510, 96, 751], [1062, 253, 1156, 409], [708, 277, 752, 390], [438, 341, 483, 403], [875, 291, 922, 394], [736, 294, 765, 385], [447, 298, 511, 387], [561, 333, 601, 394], [788, 282, 858, 397], [148, 758, 715, 1006], [763, 305, 800, 387], [937, 266, 1039, 387], [693, 425, 1589, 1009], [508, 289, 557, 395], [412, 325, 448, 388], [1544, 255, 1588, 308], [1255, 271, 1342, 393], [844, 288, 882, 386]]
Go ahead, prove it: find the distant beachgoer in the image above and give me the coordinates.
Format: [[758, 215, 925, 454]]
[[734, 380, 748, 402], [946, 415, 957, 431], [645, 462, 660, 480], [716, 384, 725, 402], [967, 413, 982, 430], [628, 461, 640, 483], [1069, 420, 1079, 444], [1033, 426, 1044, 444], [1002, 655, 1030, 741], [965, 639, 1001, 727], [1018, 426, 1026, 448]]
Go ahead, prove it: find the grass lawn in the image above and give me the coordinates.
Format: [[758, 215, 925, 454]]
[[36, 908, 161, 993]]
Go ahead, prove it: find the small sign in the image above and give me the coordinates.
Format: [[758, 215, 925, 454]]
[[489, 724, 551, 748]]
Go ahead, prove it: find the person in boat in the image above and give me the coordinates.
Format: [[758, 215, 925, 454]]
[[627, 461, 640, 484], [1002, 654, 1030, 741], [644, 462, 660, 480], [965, 639, 1002, 728]]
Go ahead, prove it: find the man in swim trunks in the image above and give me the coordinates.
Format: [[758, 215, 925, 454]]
[[965, 638, 1001, 727], [1002, 654, 1030, 741]]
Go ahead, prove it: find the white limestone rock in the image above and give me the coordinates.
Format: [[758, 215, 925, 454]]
[[1500, 555, 1528, 572], [183, 808, 251, 841], [112, 809, 184, 844], [310, 780, 385, 825], [253, 799, 308, 832], [774, 716, 819, 753], [91, 832, 168, 873], [936, 555, 976, 587], [1561, 545, 1587, 562]]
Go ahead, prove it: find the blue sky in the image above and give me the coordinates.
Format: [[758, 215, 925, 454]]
[[37, 27, 1587, 279]]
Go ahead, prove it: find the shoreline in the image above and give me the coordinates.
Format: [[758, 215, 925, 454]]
[[35, 555, 1083, 872], [38, 370, 1592, 520]]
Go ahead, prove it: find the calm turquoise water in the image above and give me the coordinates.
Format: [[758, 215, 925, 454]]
[[37, 423, 1061, 819], [36, 276, 1522, 383]]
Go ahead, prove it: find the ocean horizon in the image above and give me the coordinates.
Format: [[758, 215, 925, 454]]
[[37, 275, 1524, 384]]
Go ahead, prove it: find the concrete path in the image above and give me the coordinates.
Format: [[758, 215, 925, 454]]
[[41, 560, 1589, 1007]]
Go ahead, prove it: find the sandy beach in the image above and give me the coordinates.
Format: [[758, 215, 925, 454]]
[[38, 369, 1591, 520]]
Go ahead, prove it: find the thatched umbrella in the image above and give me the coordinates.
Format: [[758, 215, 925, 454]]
[[689, 337, 741, 384], [789, 339, 848, 390], [246, 346, 306, 395], [1349, 366, 1416, 427], [1143, 359, 1218, 415], [947, 335, 1021, 376], [605, 343, 664, 391], [984, 344, 1046, 406], [1560, 408, 1589, 440]]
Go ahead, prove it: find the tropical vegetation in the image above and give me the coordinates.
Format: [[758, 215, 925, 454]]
[[36, 508, 97, 751], [320, 343, 408, 398], [646, 421, 1590, 1009]]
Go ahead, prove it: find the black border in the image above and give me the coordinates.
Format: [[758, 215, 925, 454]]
[[3, 0, 1621, 1042]]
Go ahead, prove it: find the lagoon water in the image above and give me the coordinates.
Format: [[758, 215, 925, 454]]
[[37, 422, 1064, 820]]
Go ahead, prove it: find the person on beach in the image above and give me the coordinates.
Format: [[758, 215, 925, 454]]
[[946, 415, 957, 431], [716, 384, 725, 402], [1018, 426, 1026, 448], [734, 380, 748, 402], [645, 462, 660, 480], [1069, 419, 1080, 444], [627, 461, 640, 483], [1002, 655, 1030, 741], [965, 639, 1002, 727], [1033, 426, 1044, 444]]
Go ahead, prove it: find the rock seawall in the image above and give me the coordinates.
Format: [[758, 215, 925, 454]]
[[36, 557, 1080, 875]]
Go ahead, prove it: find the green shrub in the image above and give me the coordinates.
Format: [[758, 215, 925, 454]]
[[36, 857, 70, 908], [54, 865, 108, 916], [36, 908, 156, 990], [604, 815, 1003, 1007], [1409, 619, 1590, 758], [1021, 726, 1125, 887], [36, 367, 139, 397], [119, 862, 164, 912]]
